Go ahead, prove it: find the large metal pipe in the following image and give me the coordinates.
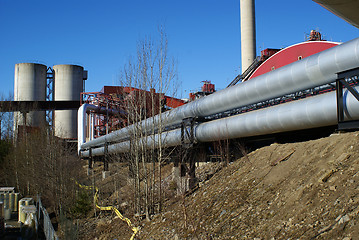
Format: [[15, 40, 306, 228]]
[[78, 103, 125, 153], [81, 128, 182, 157], [240, 0, 256, 73], [195, 88, 359, 142], [80, 86, 359, 157], [80, 37, 359, 151]]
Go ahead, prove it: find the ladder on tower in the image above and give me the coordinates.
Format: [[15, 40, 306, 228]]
[[46, 67, 54, 132]]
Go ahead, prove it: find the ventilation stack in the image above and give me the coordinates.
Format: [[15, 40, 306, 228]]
[[240, 0, 256, 73], [13, 63, 47, 132], [53, 64, 86, 139]]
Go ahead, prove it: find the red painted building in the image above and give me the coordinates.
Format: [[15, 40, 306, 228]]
[[248, 41, 339, 80]]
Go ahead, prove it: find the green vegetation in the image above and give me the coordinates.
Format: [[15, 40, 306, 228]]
[[71, 189, 92, 218]]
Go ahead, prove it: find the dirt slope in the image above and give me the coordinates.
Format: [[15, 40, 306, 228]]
[[138, 131, 359, 239]]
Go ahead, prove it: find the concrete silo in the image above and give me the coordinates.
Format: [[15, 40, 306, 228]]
[[53, 64, 86, 139], [14, 63, 47, 128]]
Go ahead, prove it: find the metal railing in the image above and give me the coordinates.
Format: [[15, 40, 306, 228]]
[[227, 56, 262, 87], [37, 197, 59, 240]]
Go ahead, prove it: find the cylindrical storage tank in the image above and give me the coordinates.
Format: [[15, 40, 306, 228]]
[[3, 194, 9, 210], [14, 63, 47, 128], [18, 198, 33, 222], [13, 193, 19, 212], [3, 194, 10, 220], [0, 201, 3, 217], [9, 193, 14, 212], [53, 64, 84, 139]]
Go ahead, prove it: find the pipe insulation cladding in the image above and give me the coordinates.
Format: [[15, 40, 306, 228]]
[[80, 85, 359, 157], [195, 88, 359, 142], [80, 37, 359, 152]]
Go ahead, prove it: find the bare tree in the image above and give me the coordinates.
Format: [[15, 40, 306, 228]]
[[0, 93, 14, 140], [117, 27, 178, 219], [1, 121, 80, 216]]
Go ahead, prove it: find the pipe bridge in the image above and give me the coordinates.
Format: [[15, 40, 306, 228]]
[[77, 37, 359, 188], [79, 37, 359, 158]]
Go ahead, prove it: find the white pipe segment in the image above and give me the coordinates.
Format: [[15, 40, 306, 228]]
[[78, 128, 182, 157], [78, 104, 96, 153], [80, 86, 359, 157], [81, 128, 183, 158], [79, 37, 359, 153], [77, 103, 124, 154]]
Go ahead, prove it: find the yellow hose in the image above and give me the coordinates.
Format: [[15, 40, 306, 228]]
[[76, 181, 139, 240]]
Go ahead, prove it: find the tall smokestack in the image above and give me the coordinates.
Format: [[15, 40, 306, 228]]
[[240, 0, 256, 74]]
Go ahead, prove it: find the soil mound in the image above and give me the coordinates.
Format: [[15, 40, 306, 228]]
[[138, 131, 359, 239], [79, 131, 359, 239]]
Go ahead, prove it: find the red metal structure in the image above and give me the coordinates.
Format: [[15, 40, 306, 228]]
[[189, 81, 216, 101], [260, 48, 281, 62], [201, 81, 215, 93], [81, 86, 186, 138]]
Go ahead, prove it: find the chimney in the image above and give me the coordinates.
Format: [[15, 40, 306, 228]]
[[240, 0, 256, 74]]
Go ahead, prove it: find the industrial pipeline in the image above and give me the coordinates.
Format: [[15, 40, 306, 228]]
[[78, 37, 359, 157]]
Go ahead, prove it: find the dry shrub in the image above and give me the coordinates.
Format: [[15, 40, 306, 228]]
[[2, 128, 81, 214]]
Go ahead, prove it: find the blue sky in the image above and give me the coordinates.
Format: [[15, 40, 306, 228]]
[[0, 0, 358, 100]]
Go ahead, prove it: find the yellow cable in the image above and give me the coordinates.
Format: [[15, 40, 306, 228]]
[[76, 181, 139, 240]]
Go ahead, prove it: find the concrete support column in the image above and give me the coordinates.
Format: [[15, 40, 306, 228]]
[[172, 148, 199, 194], [172, 158, 188, 194], [172, 159, 184, 194], [188, 157, 197, 190], [240, 0, 256, 73], [87, 148, 93, 176], [102, 144, 110, 179], [172, 159, 181, 181]]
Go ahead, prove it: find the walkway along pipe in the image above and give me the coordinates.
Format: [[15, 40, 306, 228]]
[[79, 37, 359, 151], [80, 86, 359, 157]]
